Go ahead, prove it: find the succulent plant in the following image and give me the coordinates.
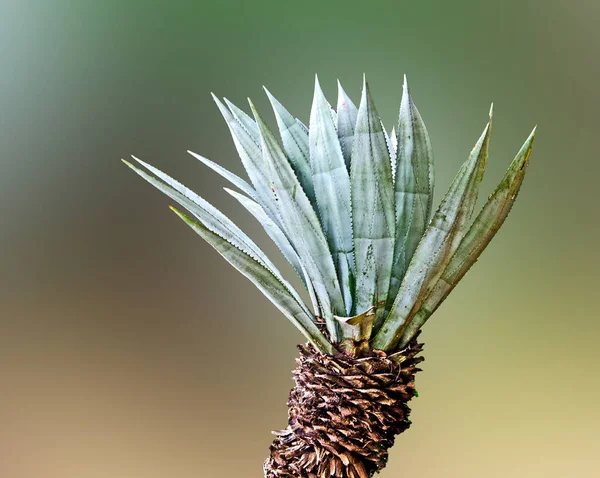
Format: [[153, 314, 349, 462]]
[[124, 74, 535, 478]]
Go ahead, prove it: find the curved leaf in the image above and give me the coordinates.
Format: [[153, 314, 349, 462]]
[[170, 207, 335, 354], [224, 187, 321, 316]]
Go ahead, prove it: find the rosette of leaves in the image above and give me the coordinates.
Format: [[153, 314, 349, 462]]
[[124, 74, 535, 478]]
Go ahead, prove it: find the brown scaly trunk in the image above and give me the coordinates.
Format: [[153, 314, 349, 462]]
[[264, 335, 424, 478]]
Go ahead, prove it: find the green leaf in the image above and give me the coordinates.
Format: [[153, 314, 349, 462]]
[[170, 206, 335, 354], [398, 127, 535, 347], [336, 80, 358, 171], [372, 110, 492, 351], [387, 76, 435, 314], [249, 99, 346, 340], [223, 187, 321, 316], [350, 76, 396, 327], [264, 87, 317, 209], [309, 76, 355, 315], [187, 150, 257, 199]]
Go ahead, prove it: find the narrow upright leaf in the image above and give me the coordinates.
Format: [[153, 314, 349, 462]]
[[398, 128, 535, 347], [264, 87, 317, 209], [387, 75, 434, 313], [249, 99, 346, 339], [336, 80, 358, 171], [309, 76, 355, 315], [372, 112, 492, 351], [351, 76, 396, 326], [170, 207, 335, 354]]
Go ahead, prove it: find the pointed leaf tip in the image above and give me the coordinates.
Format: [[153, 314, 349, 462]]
[[489, 103, 494, 118]]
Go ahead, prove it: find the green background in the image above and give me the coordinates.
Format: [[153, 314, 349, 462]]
[[1, 1, 599, 477]]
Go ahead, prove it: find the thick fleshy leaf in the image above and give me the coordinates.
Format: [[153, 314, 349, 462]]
[[397, 128, 535, 347], [223, 187, 321, 316], [264, 87, 317, 209], [350, 77, 396, 326], [387, 76, 435, 314], [309, 76, 355, 315], [336, 80, 358, 171], [170, 206, 335, 354], [372, 113, 492, 351], [187, 150, 257, 199], [249, 99, 346, 339], [212, 94, 277, 218]]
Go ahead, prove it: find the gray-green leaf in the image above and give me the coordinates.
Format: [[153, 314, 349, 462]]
[[309, 76, 355, 315], [264, 87, 317, 209], [187, 150, 257, 199], [249, 99, 346, 340], [212, 94, 277, 219], [336, 80, 358, 171], [224, 187, 321, 316], [397, 127, 535, 347], [387, 76, 435, 314], [351, 77, 396, 327], [372, 111, 492, 351], [170, 206, 335, 354]]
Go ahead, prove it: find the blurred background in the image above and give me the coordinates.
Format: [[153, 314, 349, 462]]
[[1, 0, 599, 477]]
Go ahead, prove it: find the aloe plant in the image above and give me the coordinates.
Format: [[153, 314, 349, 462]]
[[124, 74, 535, 478]]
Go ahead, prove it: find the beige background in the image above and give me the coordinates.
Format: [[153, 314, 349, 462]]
[[1, 1, 599, 476]]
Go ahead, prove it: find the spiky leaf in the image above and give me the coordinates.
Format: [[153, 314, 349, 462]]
[[224, 187, 321, 316], [309, 76, 355, 315], [212, 95, 277, 219], [336, 80, 358, 171], [398, 128, 535, 346], [351, 77, 396, 326], [387, 76, 435, 314], [187, 150, 256, 199], [372, 113, 492, 351], [170, 207, 335, 354], [223, 97, 260, 143], [264, 88, 317, 209], [125, 157, 279, 277], [249, 99, 345, 339]]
